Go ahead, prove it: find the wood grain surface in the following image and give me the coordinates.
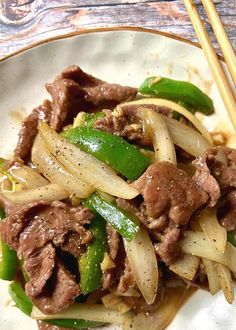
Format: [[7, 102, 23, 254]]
[[0, 0, 235, 59]]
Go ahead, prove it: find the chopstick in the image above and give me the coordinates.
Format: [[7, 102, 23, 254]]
[[201, 0, 236, 86], [183, 0, 236, 132]]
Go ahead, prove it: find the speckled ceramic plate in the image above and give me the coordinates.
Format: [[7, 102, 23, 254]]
[[0, 27, 235, 330]]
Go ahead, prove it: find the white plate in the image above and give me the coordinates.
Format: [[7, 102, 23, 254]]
[[0, 28, 235, 330]]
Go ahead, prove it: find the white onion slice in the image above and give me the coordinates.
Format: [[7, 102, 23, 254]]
[[2, 183, 68, 204], [32, 136, 94, 198], [216, 263, 234, 304], [169, 254, 199, 280], [161, 115, 211, 156], [9, 165, 49, 189], [123, 226, 158, 305], [201, 258, 221, 295], [101, 293, 131, 313], [179, 231, 236, 273], [31, 304, 133, 325], [39, 122, 139, 199], [123, 287, 188, 330], [119, 98, 213, 144], [141, 108, 176, 164], [198, 207, 227, 253]]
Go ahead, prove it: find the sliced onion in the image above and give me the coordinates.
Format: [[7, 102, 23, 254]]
[[119, 98, 213, 144], [110, 286, 141, 298], [9, 165, 49, 189], [198, 207, 227, 253], [139, 149, 155, 163], [31, 303, 133, 326], [169, 254, 199, 280], [123, 287, 188, 330], [73, 112, 86, 127], [100, 252, 116, 272], [123, 226, 158, 305], [32, 136, 94, 198], [39, 122, 139, 199], [179, 231, 236, 273], [201, 258, 221, 295], [2, 183, 69, 204], [101, 293, 131, 313], [141, 108, 176, 164], [161, 115, 211, 156], [226, 134, 236, 149], [216, 263, 234, 304]]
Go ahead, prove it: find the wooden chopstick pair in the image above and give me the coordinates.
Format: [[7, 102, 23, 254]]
[[183, 0, 236, 132]]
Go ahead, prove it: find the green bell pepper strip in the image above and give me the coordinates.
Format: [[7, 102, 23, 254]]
[[79, 215, 107, 294], [139, 76, 214, 115], [20, 258, 30, 282], [62, 127, 150, 181], [85, 193, 139, 242], [45, 319, 102, 329], [9, 281, 103, 328], [0, 208, 18, 280], [83, 112, 105, 127], [9, 281, 33, 316], [227, 231, 236, 247]]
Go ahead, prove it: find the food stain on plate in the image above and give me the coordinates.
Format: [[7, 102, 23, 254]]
[[9, 107, 26, 126], [186, 66, 213, 95]]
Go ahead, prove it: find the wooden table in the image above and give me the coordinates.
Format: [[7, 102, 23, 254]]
[[0, 0, 235, 59]]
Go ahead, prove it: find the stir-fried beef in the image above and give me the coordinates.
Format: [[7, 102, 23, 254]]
[[193, 147, 236, 206], [59, 231, 89, 258], [102, 231, 127, 290], [0, 200, 93, 313], [94, 104, 171, 142], [102, 225, 121, 290], [0, 199, 51, 251], [18, 201, 92, 300], [218, 190, 236, 231], [94, 108, 143, 141], [25, 243, 56, 297], [117, 258, 136, 293], [14, 65, 137, 162], [46, 78, 85, 131], [116, 198, 177, 264], [55, 65, 137, 106], [116, 197, 169, 233], [14, 100, 52, 162], [118, 162, 208, 265], [102, 268, 116, 290], [154, 227, 180, 265], [32, 261, 80, 314], [118, 196, 180, 265], [106, 224, 120, 260], [134, 162, 208, 225], [19, 201, 92, 258], [193, 148, 222, 206], [46, 65, 137, 130]]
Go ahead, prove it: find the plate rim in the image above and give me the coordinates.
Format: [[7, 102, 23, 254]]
[[0, 26, 224, 63]]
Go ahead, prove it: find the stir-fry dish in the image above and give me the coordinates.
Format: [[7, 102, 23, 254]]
[[0, 65, 236, 330]]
